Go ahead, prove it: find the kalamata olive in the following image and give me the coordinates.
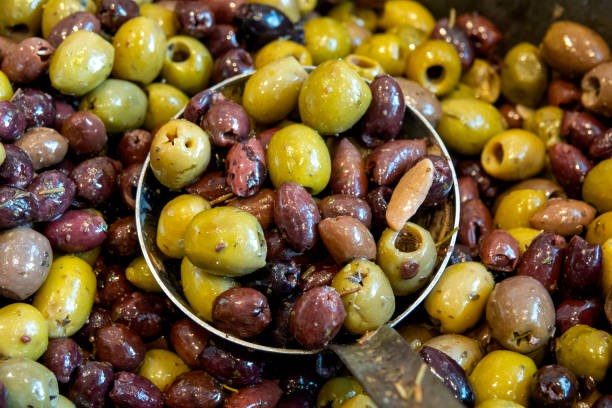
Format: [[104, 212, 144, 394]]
[[170, 319, 209, 368], [119, 163, 141, 211], [175, 1, 214, 38], [212, 48, 254, 83], [70, 156, 120, 205], [95, 322, 145, 372], [226, 138, 266, 197], [228, 188, 275, 230], [274, 181, 321, 253], [318, 216, 376, 265], [198, 342, 263, 387], [0, 186, 33, 229], [431, 18, 475, 70], [419, 346, 475, 407], [0, 101, 26, 142], [41, 338, 82, 384], [48, 11, 102, 48], [257, 127, 279, 152], [457, 159, 498, 200], [207, 0, 245, 23], [330, 138, 368, 198], [245, 260, 299, 298], [44, 209, 107, 252], [549, 143, 593, 198], [531, 364, 579, 408], [547, 79, 582, 107], [422, 154, 452, 207], [1, 37, 54, 83], [561, 111, 605, 152], [458, 199, 492, 249], [234, 3, 294, 49], [0, 144, 34, 188], [478, 229, 520, 273], [97, 0, 140, 33], [15, 127, 68, 171], [186, 171, 232, 202], [289, 286, 345, 349], [366, 186, 392, 231], [298, 259, 339, 292], [458, 176, 479, 203], [267, 298, 296, 347], [360, 74, 405, 147], [365, 139, 426, 186], [212, 287, 271, 338], [590, 128, 612, 159], [118, 129, 152, 166], [112, 292, 169, 339], [11, 88, 56, 129], [516, 232, 565, 293], [201, 100, 250, 148], [318, 194, 371, 229], [183, 90, 224, 125], [449, 244, 475, 265], [264, 229, 301, 262], [164, 371, 224, 408], [62, 111, 107, 156], [455, 12, 502, 56], [225, 380, 282, 408], [110, 371, 163, 408], [556, 298, 602, 334], [68, 361, 114, 408], [106, 215, 138, 257], [205, 24, 242, 58], [75, 306, 112, 346], [561, 235, 603, 297], [96, 265, 134, 307], [529, 197, 596, 237], [499, 103, 523, 128]]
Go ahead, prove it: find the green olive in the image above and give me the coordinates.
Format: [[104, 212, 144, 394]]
[[0, 144, 5, 166], [582, 158, 612, 213], [386, 24, 427, 53], [494, 189, 547, 230], [378, 0, 435, 36], [332, 259, 395, 335], [602, 238, 612, 296], [112, 16, 166, 85], [254, 39, 312, 68], [304, 17, 351, 65], [481, 130, 547, 181], [57, 395, 76, 408], [501, 42, 548, 108], [355, 33, 409, 76], [0, 0, 47, 40], [437, 98, 505, 155], [343, 54, 385, 81], [138, 349, 190, 391], [0, 71, 13, 101], [0, 303, 48, 360], [461, 58, 501, 104], [299, 59, 372, 135], [507, 227, 543, 256], [50, 30, 114, 96], [184, 206, 267, 277], [125, 256, 162, 292], [317, 377, 364, 408], [163, 35, 213, 95], [586, 211, 612, 246], [253, 0, 300, 22], [41, 0, 95, 38], [79, 78, 148, 133], [73, 246, 101, 266], [140, 3, 179, 38], [298, 0, 316, 13], [181, 256, 238, 321], [442, 83, 476, 101], [405, 40, 462, 96], [475, 400, 525, 408], [328, 1, 377, 32], [423, 334, 483, 375], [555, 324, 612, 382], [396, 323, 438, 351], [340, 394, 378, 408], [267, 123, 331, 194], [149, 119, 211, 189], [522, 106, 564, 147], [243, 56, 308, 124], [0, 358, 59, 408], [424, 262, 495, 334], [144, 82, 189, 131], [157, 194, 211, 258], [32, 255, 97, 338]]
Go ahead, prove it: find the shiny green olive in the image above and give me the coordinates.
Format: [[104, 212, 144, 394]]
[[0, 71, 13, 101], [32, 255, 97, 338], [144, 82, 189, 131], [57, 395, 76, 408], [73, 246, 101, 266], [343, 54, 385, 81], [184, 206, 267, 277], [494, 189, 547, 230], [332, 259, 395, 335], [112, 16, 166, 85], [377, 223, 437, 296], [0, 0, 47, 40], [586, 211, 612, 246], [125, 256, 162, 292], [253, 0, 300, 22], [424, 262, 495, 334], [149, 119, 211, 189], [328, 1, 377, 32], [317, 377, 364, 408], [461, 58, 501, 104], [41, 0, 96, 38], [157, 194, 211, 259], [304, 17, 352, 65], [507, 227, 543, 256], [243, 56, 308, 124], [475, 400, 525, 408], [267, 123, 331, 194], [140, 3, 179, 38], [423, 334, 483, 375], [582, 158, 612, 213], [254, 39, 312, 68], [387, 24, 427, 53], [555, 324, 612, 382], [378, 0, 435, 36], [437, 98, 505, 155], [50, 30, 114, 96], [397, 323, 438, 351], [481, 129, 547, 181], [0, 303, 48, 360], [0, 358, 59, 408], [181, 256, 238, 321], [340, 394, 378, 408], [523, 106, 564, 147], [442, 83, 476, 101], [299, 59, 372, 135], [138, 349, 190, 391], [163, 35, 213, 95], [355, 33, 409, 76], [406, 40, 462, 96], [501, 42, 548, 108]]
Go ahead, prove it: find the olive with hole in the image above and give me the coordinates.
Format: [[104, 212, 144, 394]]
[[481, 130, 546, 181], [163, 35, 213, 95], [406, 40, 462, 96]]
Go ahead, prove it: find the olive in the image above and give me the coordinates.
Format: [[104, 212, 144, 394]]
[[547, 79, 582, 108], [378, 0, 435, 35], [198, 341, 263, 386], [394, 77, 442, 125], [212, 48, 254, 84], [138, 348, 189, 391], [1, 37, 54, 83], [143, 83, 189, 131], [254, 39, 312, 69], [316, 376, 364, 408], [555, 324, 612, 382], [561, 235, 603, 297], [549, 142, 593, 199], [343, 54, 384, 81], [405, 40, 462, 96], [430, 17, 475, 71], [205, 24, 242, 59], [582, 62, 612, 117], [455, 12, 502, 57], [523, 105, 564, 147], [0, 0, 47, 41], [234, 3, 294, 49], [140, 4, 178, 38], [97, 0, 139, 33], [0, 303, 48, 360], [175, 1, 214, 38], [68, 361, 114, 408], [95, 322, 145, 372], [47, 11, 101, 48], [461, 58, 501, 104], [419, 346, 475, 406], [170, 318, 209, 367], [359, 74, 406, 147], [304, 17, 351, 65], [11, 88, 56, 129], [109, 371, 163, 408], [225, 380, 283, 408], [61, 111, 107, 156], [500, 43, 548, 108], [41, 337, 82, 383], [354, 33, 408, 76], [0, 101, 26, 142], [163, 35, 213, 96], [423, 334, 483, 375], [530, 364, 579, 408], [0, 358, 59, 408], [481, 130, 546, 181], [557, 298, 603, 335], [494, 189, 547, 230], [583, 159, 612, 213], [516, 231, 565, 293], [164, 371, 223, 408]]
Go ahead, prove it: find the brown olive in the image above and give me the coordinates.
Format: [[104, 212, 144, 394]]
[[458, 199, 492, 249], [561, 235, 603, 298], [582, 62, 612, 117], [530, 365, 579, 408], [1, 37, 54, 83], [41, 338, 83, 384], [95, 323, 145, 372], [359, 74, 405, 147], [274, 181, 321, 253], [557, 297, 603, 334], [548, 79, 582, 107], [106, 216, 138, 257], [201, 99, 250, 148], [164, 371, 223, 408], [118, 129, 153, 166], [318, 216, 376, 265], [455, 12, 502, 56], [186, 171, 232, 202], [318, 194, 371, 229], [365, 139, 426, 186], [175, 1, 214, 38], [110, 371, 163, 408], [68, 361, 114, 408], [228, 188, 275, 230], [212, 287, 271, 339], [548, 143, 593, 198], [61, 111, 107, 156], [516, 232, 566, 293], [478, 230, 520, 273], [330, 138, 368, 198], [111, 291, 169, 339], [224, 380, 282, 408], [458, 176, 479, 203], [560, 111, 605, 152], [170, 318, 209, 367], [225, 138, 266, 197]]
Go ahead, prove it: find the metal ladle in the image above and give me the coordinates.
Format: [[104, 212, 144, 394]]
[[136, 69, 462, 407]]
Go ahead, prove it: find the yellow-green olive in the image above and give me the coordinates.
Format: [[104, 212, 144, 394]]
[[0, 303, 48, 360], [0, 0, 47, 40], [601, 238, 612, 296], [437, 98, 505, 155], [144, 82, 189, 131], [501, 43, 548, 108], [254, 39, 312, 68], [507, 227, 542, 255], [57, 395, 76, 408], [125, 256, 162, 292], [376, 223, 437, 296], [317, 377, 364, 408], [73, 246, 101, 266], [343, 21, 372, 49], [163, 35, 213, 95], [0, 358, 59, 408], [481, 130, 547, 181], [586, 211, 612, 245], [243, 56, 308, 124], [50, 30, 114, 96], [386, 24, 427, 53], [582, 158, 612, 213], [494, 189, 547, 230], [397, 323, 438, 351], [555, 324, 612, 382], [0, 71, 12, 101], [340, 394, 378, 408], [299, 59, 372, 135], [355, 33, 409, 76], [41, 0, 96, 38], [140, 3, 179, 38], [442, 83, 476, 101], [0, 144, 5, 166], [112, 16, 166, 85], [423, 334, 483, 375], [328, 1, 377, 32], [139, 349, 190, 391], [475, 400, 525, 408], [298, 0, 316, 13], [181, 256, 238, 321], [461, 58, 501, 104], [424, 262, 495, 334], [184, 206, 267, 276], [32, 255, 97, 338], [157, 194, 211, 258], [304, 17, 352, 65], [149, 119, 211, 189], [253, 0, 300, 22], [522, 106, 564, 147], [378, 0, 435, 36], [332, 260, 395, 335], [405, 40, 462, 96], [343, 54, 385, 81]]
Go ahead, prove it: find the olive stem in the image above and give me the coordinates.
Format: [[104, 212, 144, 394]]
[[222, 384, 238, 393], [38, 187, 65, 195]]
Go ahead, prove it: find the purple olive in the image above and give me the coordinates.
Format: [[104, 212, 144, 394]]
[[516, 232, 566, 293], [360, 74, 406, 147], [561, 235, 603, 297], [44, 209, 107, 253], [0, 144, 34, 188], [0, 186, 33, 229], [27, 170, 76, 222], [431, 18, 475, 70], [198, 341, 263, 387], [0, 100, 26, 142], [11, 88, 56, 129]]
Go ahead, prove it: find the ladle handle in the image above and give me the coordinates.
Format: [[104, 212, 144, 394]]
[[329, 325, 464, 408]]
